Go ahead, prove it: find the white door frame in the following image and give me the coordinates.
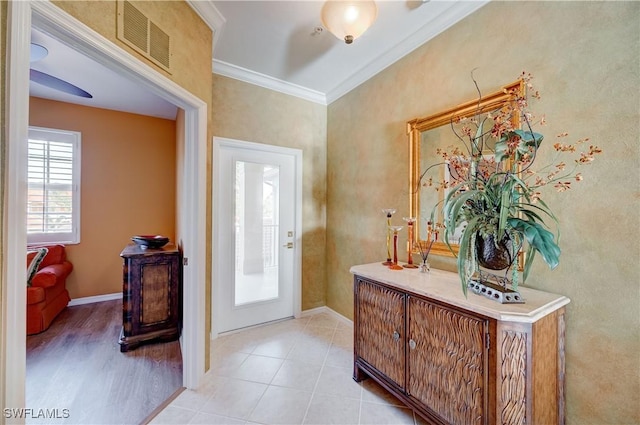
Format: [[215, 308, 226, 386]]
[[2, 1, 207, 413], [212, 137, 302, 338]]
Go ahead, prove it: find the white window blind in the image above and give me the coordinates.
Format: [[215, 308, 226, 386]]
[[27, 127, 81, 245]]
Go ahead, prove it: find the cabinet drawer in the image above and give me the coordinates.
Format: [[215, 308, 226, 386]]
[[355, 277, 406, 389], [138, 259, 178, 327], [408, 296, 488, 425]]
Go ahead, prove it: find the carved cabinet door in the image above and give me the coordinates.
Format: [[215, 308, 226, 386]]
[[407, 296, 488, 425], [355, 278, 406, 389]]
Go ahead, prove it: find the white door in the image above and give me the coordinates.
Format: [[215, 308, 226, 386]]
[[214, 138, 301, 333]]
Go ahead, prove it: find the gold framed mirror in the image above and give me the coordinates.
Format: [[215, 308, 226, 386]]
[[407, 80, 525, 257]]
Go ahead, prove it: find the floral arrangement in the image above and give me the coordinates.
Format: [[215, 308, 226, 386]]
[[423, 71, 602, 294]]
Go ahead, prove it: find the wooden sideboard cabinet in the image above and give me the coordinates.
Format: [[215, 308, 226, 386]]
[[119, 243, 181, 352], [351, 263, 569, 425]]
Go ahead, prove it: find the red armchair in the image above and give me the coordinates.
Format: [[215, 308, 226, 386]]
[[26, 244, 73, 335]]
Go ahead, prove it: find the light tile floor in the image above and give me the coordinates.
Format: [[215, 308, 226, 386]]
[[150, 311, 425, 425]]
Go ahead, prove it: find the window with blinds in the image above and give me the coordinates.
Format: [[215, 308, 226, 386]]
[[27, 127, 81, 245]]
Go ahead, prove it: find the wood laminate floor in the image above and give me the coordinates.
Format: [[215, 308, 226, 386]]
[[26, 299, 182, 425]]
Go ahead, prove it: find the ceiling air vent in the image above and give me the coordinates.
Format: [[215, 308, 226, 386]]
[[117, 0, 171, 73]]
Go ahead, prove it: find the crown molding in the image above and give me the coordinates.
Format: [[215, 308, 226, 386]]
[[194, 0, 488, 106], [189, 1, 326, 104], [186, 0, 226, 52], [213, 60, 328, 105], [325, 0, 490, 104]]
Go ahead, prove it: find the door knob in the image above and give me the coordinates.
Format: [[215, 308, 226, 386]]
[[283, 242, 294, 249]]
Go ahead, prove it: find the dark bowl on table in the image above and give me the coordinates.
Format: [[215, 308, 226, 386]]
[[131, 235, 170, 249]]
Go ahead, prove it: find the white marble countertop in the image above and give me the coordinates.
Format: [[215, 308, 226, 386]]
[[350, 263, 570, 323]]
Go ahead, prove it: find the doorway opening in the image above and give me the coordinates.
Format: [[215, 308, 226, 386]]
[[3, 0, 207, 412]]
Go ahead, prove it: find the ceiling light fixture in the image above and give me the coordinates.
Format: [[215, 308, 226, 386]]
[[321, 1, 378, 44]]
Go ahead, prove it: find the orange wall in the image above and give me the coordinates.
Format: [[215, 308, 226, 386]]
[[29, 97, 177, 299]]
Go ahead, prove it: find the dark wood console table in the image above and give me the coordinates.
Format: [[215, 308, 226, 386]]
[[119, 243, 181, 352]]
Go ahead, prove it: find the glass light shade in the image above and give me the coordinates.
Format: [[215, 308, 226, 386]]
[[321, 1, 378, 44]]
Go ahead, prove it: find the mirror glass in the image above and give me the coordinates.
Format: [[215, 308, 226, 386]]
[[408, 80, 525, 257]]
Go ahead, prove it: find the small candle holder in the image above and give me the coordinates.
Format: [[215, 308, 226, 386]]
[[388, 225, 404, 270], [402, 217, 418, 269], [381, 209, 396, 266]]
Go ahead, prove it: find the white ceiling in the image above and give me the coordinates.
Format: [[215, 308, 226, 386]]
[[29, 27, 179, 120], [28, 0, 488, 118], [206, 0, 488, 104]]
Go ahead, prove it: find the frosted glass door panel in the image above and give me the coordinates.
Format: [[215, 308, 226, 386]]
[[234, 161, 280, 306]]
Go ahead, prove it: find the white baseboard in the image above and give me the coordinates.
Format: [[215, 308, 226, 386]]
[[68, 292, 122, 306], [300, 305, 353, 326], [211, 305, 353, 340]]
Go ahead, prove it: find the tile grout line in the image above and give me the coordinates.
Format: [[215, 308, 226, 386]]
[[244, 332, 296, 423], [300, 318, 340, 424], [246, 316, 337, 425], [167, 314, 361, 425], [206, 330, 273, 423], [240, 327, 292, 424]]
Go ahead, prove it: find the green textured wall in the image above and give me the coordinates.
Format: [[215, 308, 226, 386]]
[[326, 1, 639, 423], [212, 74, 328, 311]]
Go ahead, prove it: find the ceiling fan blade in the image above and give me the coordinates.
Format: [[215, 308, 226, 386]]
[[30, 69, 93, 98]]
